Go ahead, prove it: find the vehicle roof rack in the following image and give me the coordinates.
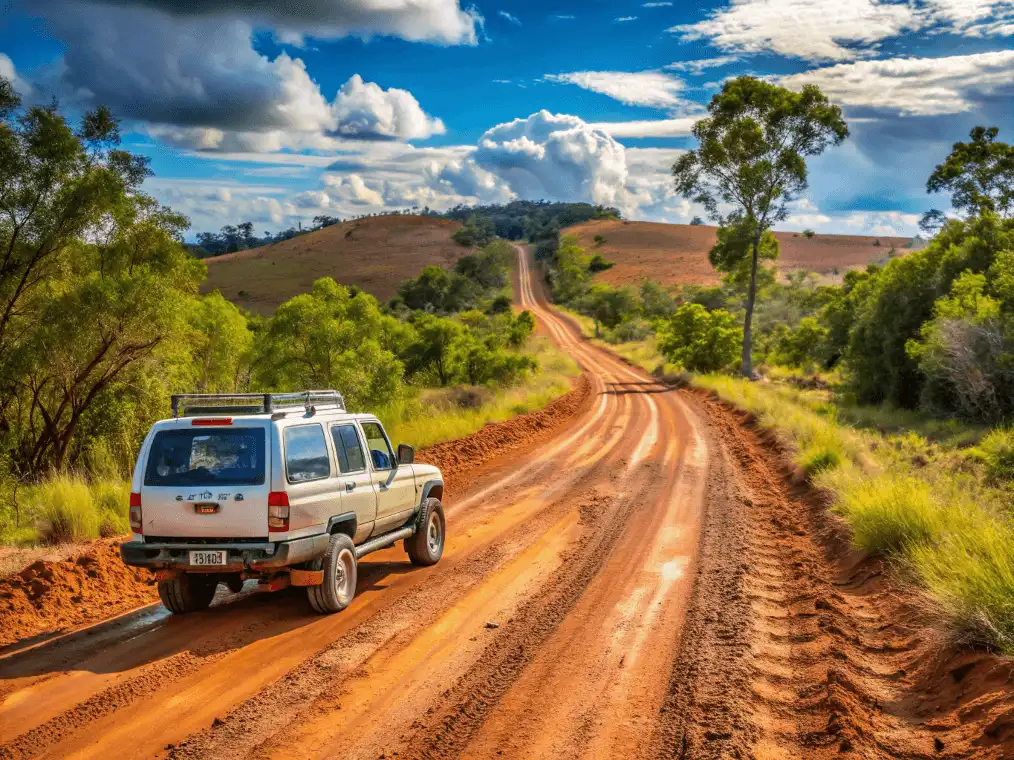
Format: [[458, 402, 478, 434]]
[[171, 390, 345, 418]]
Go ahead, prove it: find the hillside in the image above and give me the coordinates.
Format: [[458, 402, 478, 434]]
[[566, 219, 912, 288], [201, 215, 468, 313]]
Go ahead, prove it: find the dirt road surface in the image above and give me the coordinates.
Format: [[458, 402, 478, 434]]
[[1, 247, 1010, 760]]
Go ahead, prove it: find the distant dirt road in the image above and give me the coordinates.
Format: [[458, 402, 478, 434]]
[[0, 246, 1008, 760]]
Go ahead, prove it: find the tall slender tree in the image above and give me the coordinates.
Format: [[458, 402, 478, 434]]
[[673, 76, 848, 377]]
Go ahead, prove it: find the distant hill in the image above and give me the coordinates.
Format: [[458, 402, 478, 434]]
[[201, 215, 468, 314], [566, 219, 912, 287]]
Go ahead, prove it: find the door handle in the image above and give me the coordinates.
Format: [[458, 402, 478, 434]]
[[346, 482, 356, 492]]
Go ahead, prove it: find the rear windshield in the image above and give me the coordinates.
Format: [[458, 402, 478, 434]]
[[144, 428, 266, 486]]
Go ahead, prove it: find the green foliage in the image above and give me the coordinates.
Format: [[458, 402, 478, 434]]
[[689, 216, 705, 226], [802, 229, 815, 238], [189, 291, 253, 393], [673, 75, 848, 376], [593, 234, 606, 245], [639, 281, 676, 320], [452, 214, 496, 247], [578, 283, 641, 335], [769, 317, 829, 368], [709, 221, 779, 294], [971, 428, 1014, 484], [588, 253, 614, 272], [434, 200, 619, 242], [396, 240, 511, 313], [656, 304, 741, 372], [927, 126, 1014, 219], [254, 278, 406, 410]]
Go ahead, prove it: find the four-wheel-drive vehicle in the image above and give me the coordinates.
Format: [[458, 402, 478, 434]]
[[119, 391, 446, 615]]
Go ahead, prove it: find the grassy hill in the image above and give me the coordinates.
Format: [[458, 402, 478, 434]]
[[566, 219, 912, 287], [201, 215, 469, 314]]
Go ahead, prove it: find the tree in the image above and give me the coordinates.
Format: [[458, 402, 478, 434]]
[[402, 313, 462, 386], [689, 216, 705, 226], [656, 304, 741, 373], [927, 126, 1014, 219], [673, 76, 848, 377], [919, 209, 948, 235], [189, 291, 253, 393], [578, 284, 640, 337]]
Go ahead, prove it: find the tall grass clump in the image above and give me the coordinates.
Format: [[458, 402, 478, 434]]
[[10, 474, 131, 545], [908, 519, 1014, 655], [970, 427, 1014, 483]]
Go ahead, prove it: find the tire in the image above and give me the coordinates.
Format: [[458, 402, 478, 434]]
[[158, 573, 218, 614], [307, 534, 358, 614], [405, 498, 445, 567]]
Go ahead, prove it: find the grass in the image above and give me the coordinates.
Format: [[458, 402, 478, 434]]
[[1, 474, 131, 547], [561, 308, 668, 375], [694, 371, 1014, 655], [378, 336, 580, 450]]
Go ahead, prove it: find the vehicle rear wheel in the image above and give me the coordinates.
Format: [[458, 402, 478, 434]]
[[405, 499, 445, 567], [158, 573, 218, 614], [225, 573, 245, 594], [307, 534, 358, 614]]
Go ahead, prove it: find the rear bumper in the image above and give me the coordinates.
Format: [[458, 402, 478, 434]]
[[120, 534, 329, 572]]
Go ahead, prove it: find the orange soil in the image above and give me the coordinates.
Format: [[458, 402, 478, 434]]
[[567, 218, 912, 287], [0, 541, 157, 648], [202, 215, 470, 314]]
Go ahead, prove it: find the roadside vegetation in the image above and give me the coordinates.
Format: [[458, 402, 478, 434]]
[[537, 75, 1014, 655], [0, 80, 578, 549]]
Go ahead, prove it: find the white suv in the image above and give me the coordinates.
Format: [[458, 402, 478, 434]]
[[119, 391, 446, 615]]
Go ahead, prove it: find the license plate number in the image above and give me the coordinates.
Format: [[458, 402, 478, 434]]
[[189, 550, 227, 566]]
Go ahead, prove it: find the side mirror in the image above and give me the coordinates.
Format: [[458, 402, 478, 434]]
[[397, 444, 415, 465]]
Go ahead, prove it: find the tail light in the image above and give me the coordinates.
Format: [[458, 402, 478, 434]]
[[129, 492, 143, 534], [268, 491, 289, 532]]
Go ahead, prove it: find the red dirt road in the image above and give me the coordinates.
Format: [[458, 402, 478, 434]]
[[0, 247, 1010, 760]]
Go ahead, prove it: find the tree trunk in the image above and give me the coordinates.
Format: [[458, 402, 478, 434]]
[[741, 234, 761, 379]]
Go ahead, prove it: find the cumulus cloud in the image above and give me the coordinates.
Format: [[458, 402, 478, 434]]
[[544, 70, 692, 110], [332, 74, 445, 140], [778, 51, 1014, 116], [37, 4, 444, 151], [80, 0, 483, 45]]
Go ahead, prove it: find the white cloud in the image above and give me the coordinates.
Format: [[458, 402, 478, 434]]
[[669, 0, 1014, 62], [332, 74, 445, 139], [588, 118, 697, 138], [778, 50, 1014, 116], [841, 210, 920, 236], [615, 16, 639, 22], [643, 2, 673, 6], [665, 55, 740, 74], [498, 10, 521, 25], [669, 0, 919, 61], [544, 70, 691, 110]]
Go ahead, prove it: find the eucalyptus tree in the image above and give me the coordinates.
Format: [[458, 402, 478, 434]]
[[673, 76, 848, 377]]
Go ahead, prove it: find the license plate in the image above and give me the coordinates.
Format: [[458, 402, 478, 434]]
[[189, 550, 227, 566]]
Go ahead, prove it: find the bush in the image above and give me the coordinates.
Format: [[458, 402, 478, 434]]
[[656, 304, 741, 373], [972, 428, 1014, 483], [25, 474, 128, 544], [588, 253, 614, 272], [802, 229, 815, 238]]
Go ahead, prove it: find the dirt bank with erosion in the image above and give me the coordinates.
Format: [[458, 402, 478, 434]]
[[0, 374, 591, 650], [0, 246, 1010, 760]]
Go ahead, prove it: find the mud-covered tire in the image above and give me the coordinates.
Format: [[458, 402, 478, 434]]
[[405, 498, 445, 567], [307, 534, 358, 614], [158, 573, 218, 614]]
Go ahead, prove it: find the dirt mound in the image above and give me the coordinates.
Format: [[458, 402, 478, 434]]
[[567, 219, 912, 287], [417, 374, 592, 497], [202, 215, 469, 314], [0, 540, 157, 648]]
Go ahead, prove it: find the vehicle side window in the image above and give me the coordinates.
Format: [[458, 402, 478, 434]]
[[361, 422, 395, 471], [331, 424, 367, 474], [284, 425, 331, 483]]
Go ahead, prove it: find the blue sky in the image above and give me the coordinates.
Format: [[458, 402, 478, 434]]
[[2, 0, 1013, 238]]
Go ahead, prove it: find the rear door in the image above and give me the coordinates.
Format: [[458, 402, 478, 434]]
[[329, 422, 378, 543], [360, 420, 417, 535], [140, 422, 270, 538], [282, 423, 342, 536]]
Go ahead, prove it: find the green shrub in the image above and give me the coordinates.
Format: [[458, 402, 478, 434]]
[[972, 428, 1014, 482], [588, 253, 614, 272], [656, 304, 741, 373], [32, 475, 102, 544]]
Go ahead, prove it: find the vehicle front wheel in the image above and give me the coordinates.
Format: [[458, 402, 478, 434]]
[[405, 498, 445, 567], [158, 573, 218, 614], [307, 533, 358, 614]]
